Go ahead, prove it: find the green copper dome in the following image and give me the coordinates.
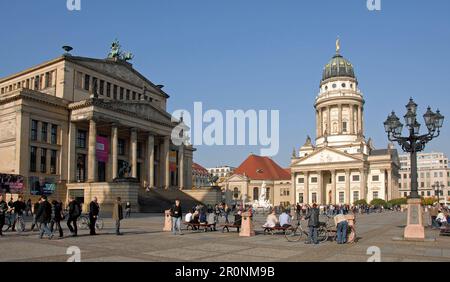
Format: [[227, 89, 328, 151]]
[[322, 53, 355, 81]]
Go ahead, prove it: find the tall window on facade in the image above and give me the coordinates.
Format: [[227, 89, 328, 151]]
[[342, 121, 348, 133], [113, 85, 118, 99], [45, 72, 51, 88], [126, 89, 130, 100], [51, 124, 58, 144], [99, 80, 104, 95], [84, 75, 90, 91], [50, 150, 57, 174], [132, 91, 136, 100], [298, 193, 304, 204], [77, 130, 87, 149], [339, 192, 345, 204], [353, 191, 359, 202], [106, 82, 111, 97], [233, 188, 239, 199], [120, 87, 124, 100], [30, 146, 37, 172], [137, 142, 142, 159], [41, 122, 48, 142], [34, 75, 40, 90], [253, 187, 259, 201], [118, 139, 126, 155], [312, 192, 317, 203], [373, 191, 379, 199], [77, 154, 86, 182], [40, 148, 47, 173], [31, 120, 38, 141]]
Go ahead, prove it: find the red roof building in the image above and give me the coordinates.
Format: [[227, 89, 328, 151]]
[[234, 155, 291, 180]]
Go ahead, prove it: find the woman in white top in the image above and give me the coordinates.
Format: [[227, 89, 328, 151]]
[[263, 210, 279, 228]]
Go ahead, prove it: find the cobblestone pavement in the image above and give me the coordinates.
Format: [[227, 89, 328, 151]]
[[0, 211, 448, 262]]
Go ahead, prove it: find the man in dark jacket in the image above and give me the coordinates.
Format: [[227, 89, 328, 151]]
[[112, 197, 123, 236], [12, 196, 27, 232], [36, 196, 53, 239], [67, 196, 81, 237], [50, 200, 64, 238], [0, 194, 8, 236], [89, 197, 99, 235], [31, 200, 41, 231], [170, 199, 183, 235], [304, 203, 320, 244]]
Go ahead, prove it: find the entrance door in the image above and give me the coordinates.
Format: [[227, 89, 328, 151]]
[[253, 187, 259, 201], [98, 161, 106, 182]]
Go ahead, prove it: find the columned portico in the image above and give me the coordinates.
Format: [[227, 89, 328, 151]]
[[163, 136, 170, 189], [111, 124, 118, 180], [147, 134, 155, 188], [130, 128, 138, 178], [87, 119, 97, 183]]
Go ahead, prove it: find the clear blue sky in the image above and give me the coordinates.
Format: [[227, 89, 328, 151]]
[[1, 0, 449, 168]]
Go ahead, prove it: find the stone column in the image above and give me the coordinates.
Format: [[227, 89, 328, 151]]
[[111, 124, 118, 180], [338, 104, 343, 134], [357, 106, 362, 135], [345, 170, 351, 204], [349, 104, 354, 135], [130, 128, 138, 178], [318, 109, 323, 137], [360, 168, 366, 201], [331, 170, 337, 205], [87, 119, 97, 183], [68, 122, 77, 183], [387, 169, 392, 201], [305, 172, 310, 204], [316, 110, 320, 138], [147, 134, 155, 188], [164, 136, 170, 189], [317, 171, 323, 204], [327, 107, 331, 135], [178, 145, 184, 190]]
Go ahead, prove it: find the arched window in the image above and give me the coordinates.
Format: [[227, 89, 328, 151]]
[[266, 187, 270, 201], [233, 188, 239, 199]]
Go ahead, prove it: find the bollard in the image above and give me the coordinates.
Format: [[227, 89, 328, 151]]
[[163, 210, 172, 232], [239, 212, 255, 237]]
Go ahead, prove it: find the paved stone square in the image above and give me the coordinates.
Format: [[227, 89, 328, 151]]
[[0, 211, 449, 262]]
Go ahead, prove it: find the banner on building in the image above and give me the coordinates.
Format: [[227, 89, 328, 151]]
[[30, 177, 56, 196], [96, 136, 109, 162], [169, 151, 177, 172], [0, 174, 25, 194]]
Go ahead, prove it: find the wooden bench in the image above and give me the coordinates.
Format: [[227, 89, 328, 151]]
[[263, 225, 290, 235], [184, 222, 215, 232], [220, 224, 241, 233], [440, 224, 450, 236]]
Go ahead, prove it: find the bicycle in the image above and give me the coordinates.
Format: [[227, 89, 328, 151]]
[[2, 211, 25, 233], [78, 214, 104, 230], [284, 218, 329, 243], [2, 211, 13, 232]]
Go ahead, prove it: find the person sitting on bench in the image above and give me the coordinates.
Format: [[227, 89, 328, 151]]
[[185, 209, 193, 224], [279, 209, 292, 228], [263, 209, 279, 228], [199, 209, 208, 225], [436, 210, 448, 227]]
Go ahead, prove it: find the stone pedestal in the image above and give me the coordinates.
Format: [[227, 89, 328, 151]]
[[404, 198, 425, 240], [239, 212, 255, 237], [163, 210, 172, 232]]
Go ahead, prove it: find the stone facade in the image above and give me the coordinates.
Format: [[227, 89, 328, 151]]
[[0, 50, 194, 208]]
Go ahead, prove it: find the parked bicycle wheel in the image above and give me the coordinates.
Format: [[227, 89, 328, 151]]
[[284, 226, 303, 242], [317, 226, 328, 243], [16, 217, 26, 233], [78, 216, 89, 230], [2, 216, 12, 232], [95, 218, 104, 230]]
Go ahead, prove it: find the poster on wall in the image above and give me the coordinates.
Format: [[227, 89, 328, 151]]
[[96, 136, 109, 162], [0, 174, 25, 194], [169, 151, 177, 172], [29, 177, 56, 196]]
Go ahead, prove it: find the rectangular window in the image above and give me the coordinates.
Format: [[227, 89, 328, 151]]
[[77, 130, 87, 149], [298, 193, 304, 204], [311, 177, 318, 183], [30, 146, 37, 172], [31, 120, 38, 141], [342, 121, 348, 133], [106, 82, 111, 97], [339, 192, 345, 204], [312, 193, 317, 203], [34, 75, 40, 90], [353, 191, 359, 202], [352, 175, 360, 182], [113, 85, 118, 99], [50, 150, 57, 174], [372, 175, 380, 182], [338, 175, 346, 182], [84, 74, 90, 91], [126, 89, 130, 100], [99, 80, 104, 95], [120, 87, 124, 100], [51, 124, 58, 144], [45, 72, 51, 88], [40, 148, 47, 173], [132, 91, 136, 100], [427, 191, 431, 196], [118, 139, 125, 155], [373, 191, 379, 199], [420, 182, 424, 188], [298, 178, 304, 184], [41, 122, 48, 142]]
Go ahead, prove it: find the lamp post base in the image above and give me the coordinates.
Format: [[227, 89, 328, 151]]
[[403, 198, 425, 240]]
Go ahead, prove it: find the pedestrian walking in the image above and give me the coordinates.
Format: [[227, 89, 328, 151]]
[[30, 200, 41, 231], [36, 196, 53, 240], [0, 194, 8, 237], [170, 199, 183, 235], [12, 196, 26, 232], [112, 197, 123, 236], [304, 203, 320, 245], [89, 197, 99, 235], [125, 202, 131, 218], [50, 200, 64, 238], [67, 196, 81, 237]]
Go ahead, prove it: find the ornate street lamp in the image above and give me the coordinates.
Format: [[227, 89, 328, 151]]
[[384, 98, 444, 240]]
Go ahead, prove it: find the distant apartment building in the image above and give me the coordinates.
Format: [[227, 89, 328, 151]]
[[207, 166, 236, 180], [399, 152, 449, 202]]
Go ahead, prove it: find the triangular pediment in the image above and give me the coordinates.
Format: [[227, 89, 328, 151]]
[[226, 174, 248, 182], [68, 56, 168, 98], [292, 147, 362, 167]]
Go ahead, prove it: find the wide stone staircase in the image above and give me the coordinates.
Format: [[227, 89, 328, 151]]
[[138, 188, 204, 213]]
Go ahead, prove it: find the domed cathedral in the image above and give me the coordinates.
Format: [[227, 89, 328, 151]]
[[290, 39, 400, 206]]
